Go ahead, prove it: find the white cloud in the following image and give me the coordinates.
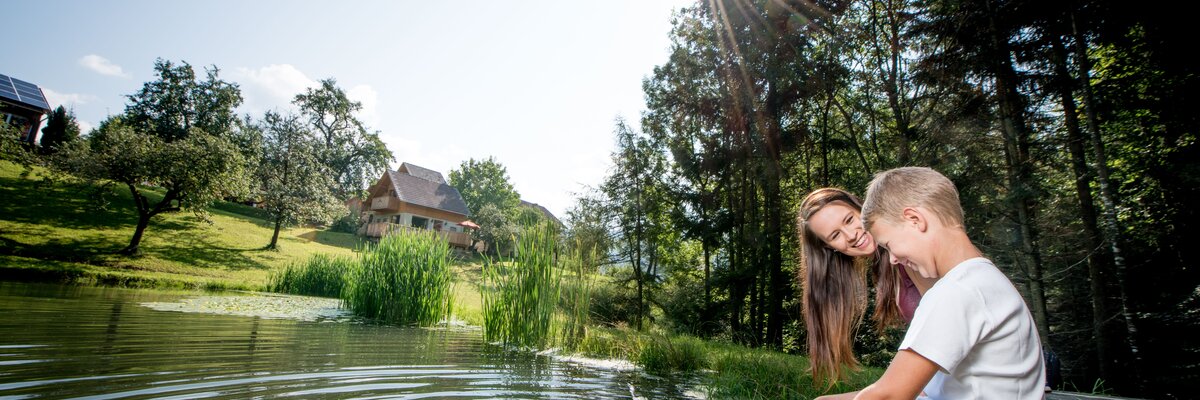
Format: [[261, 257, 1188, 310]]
[[41, 88, 97, 109], [78, 54, 130, 78], [230, 64, 317, 115]]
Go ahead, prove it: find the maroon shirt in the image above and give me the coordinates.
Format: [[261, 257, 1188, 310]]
[[898, 265, 922, 323]]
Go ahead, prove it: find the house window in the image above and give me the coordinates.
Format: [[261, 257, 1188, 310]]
[[411, 216, 428, 229], [392, 215, 402, 224]]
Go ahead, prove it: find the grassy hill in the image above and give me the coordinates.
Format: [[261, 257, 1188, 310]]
[[0, 160, 364, 290]]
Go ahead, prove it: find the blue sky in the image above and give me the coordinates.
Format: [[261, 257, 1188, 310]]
[[1, 0, 694, 218]]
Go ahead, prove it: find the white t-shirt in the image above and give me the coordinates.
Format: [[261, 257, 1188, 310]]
[[900, 257, 1046, 399]]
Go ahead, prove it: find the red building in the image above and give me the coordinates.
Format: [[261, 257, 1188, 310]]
[[0, 73, 52, 145]]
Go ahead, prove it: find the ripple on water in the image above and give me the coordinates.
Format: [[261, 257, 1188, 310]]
[[1, 283, 708, 399]]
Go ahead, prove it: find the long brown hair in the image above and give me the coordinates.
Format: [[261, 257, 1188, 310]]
[[797, 188, 905, 387]]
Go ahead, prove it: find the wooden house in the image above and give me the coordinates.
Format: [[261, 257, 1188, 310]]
[[361, 162, 476, 249], [0, 73, 52, 145]]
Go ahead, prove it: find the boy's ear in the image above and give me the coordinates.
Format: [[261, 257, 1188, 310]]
[[902, 207, 927, 233]]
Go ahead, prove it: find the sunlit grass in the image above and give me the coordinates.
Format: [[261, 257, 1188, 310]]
[[0, 160, 362, 290]]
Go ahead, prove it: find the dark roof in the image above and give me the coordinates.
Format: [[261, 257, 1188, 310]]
[[387, 169, 471, 216], [0, 73, 51, 113], [520, 200, 561, 226], [399, 162, 446, 184]]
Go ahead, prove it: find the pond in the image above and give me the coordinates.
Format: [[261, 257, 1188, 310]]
[[0, 282, 703, 399]]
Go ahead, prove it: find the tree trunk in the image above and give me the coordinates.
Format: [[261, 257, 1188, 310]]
[[269, 215, 284, 250], [1051, 30, 1111, 382], [633, 178, 645, 331], [985, 1, 1051, 348], [121, 213, 152, 256], [1072, 15, 1141, 386]]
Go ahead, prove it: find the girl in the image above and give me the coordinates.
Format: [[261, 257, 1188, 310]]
[[797, 188, 935, 386]]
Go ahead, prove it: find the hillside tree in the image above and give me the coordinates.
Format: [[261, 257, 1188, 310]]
[[53, 60, 250, 255], [293, 79, 393, 201], [256, 112, 342, 249]]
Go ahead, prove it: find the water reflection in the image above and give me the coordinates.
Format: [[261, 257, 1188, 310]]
[[0, 282, 703, 399]]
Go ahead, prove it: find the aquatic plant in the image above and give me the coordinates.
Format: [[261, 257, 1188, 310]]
[[343, 229, 455, 326], [482, 221, 562, 348], [559, 238, 596, 350], [267, 253, 353, 298]]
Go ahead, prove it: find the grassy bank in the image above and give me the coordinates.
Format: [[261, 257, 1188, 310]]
[[0, 161, 362, 290], [573, 325, 882, 398]]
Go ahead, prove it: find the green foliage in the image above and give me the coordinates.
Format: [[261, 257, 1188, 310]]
[[0, 122, 37, 168], [50, 59, 250, 255], [448, 156, 520, 216], [39, 106, 81, 155], [255, 111, 342, 249], [516, 204, 544, 226], [600, 118, 670, 330], [559, 237, 597, 350], [268, 253, 354, 298], [471, 203, 516, 256], [293, 78, 393, 200], [55, 119, 249, 220], [588, 266, 640, 327], [481, 221, 561, 348], [124, 58, 242, 142], [343, 229, 455, 326], [563, 191, 612, 271], [638, 334, 708, 374]]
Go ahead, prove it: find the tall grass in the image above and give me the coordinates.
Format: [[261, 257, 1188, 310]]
[[267, 253, 354, 298], [482, 221, 561, 348], [343, 229, 455, 326], [559, 238, 596, 350]]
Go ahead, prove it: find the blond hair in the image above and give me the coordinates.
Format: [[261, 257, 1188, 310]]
[[861, 167, 964, 231]]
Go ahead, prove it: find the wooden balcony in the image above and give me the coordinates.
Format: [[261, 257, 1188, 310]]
[[365, 222, 474, 249], [369, 196, 400, 211]]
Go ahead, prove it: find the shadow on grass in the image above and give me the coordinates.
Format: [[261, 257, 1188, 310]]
[[0, 176, 143, 230], [296, 229, 367, 250], [141, 215, 273, 271], [0, 175, 270, 271]]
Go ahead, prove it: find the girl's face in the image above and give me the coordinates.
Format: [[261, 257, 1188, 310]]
[[807, 201, 877, 257]]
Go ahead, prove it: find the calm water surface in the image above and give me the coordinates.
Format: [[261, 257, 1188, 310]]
[[0, 282, 702, 399]]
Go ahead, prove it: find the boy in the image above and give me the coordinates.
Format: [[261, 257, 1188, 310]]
[[818, 167, 1045, 399]]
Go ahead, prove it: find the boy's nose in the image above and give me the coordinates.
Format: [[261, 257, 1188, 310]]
[[889, 253, 899, 265]]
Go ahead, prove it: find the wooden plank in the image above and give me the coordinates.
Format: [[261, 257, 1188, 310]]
[[1047, 391, 1144, 400]]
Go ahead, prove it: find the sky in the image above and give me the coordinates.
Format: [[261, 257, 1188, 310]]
[[1, 0, 696, 219]]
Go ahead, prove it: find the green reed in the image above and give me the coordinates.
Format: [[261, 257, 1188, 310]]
[[267, 253, 354, 298], [343, 229, 455, 326], [482, 221, 562, 348], [558, 238, 596, 350]]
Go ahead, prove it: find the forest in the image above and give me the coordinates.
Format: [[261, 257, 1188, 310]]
[[567, 0, 1198, 397]]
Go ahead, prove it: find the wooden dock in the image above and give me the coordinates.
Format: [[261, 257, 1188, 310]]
[[1047, 391, 1143, 400]]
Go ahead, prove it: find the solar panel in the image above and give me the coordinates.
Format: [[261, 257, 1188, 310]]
[[0, 73, 51, 111], [0, 74, 18, 102]]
